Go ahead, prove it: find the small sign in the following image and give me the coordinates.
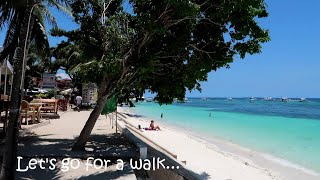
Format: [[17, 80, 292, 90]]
[[42, 73, 56, 88]]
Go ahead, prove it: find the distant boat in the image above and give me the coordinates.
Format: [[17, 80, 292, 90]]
[[299, 98, 306, 102], [201, 97, 208, 101], [177, 97, 189, 103], [145, 97, 153, 102], [281, 97, 288, 102], [264, 97, 273, 101], [249, 97, 256, 102], [227, 97, 233, 101]]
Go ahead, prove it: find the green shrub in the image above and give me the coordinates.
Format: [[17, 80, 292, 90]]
[[35, 93, 48, 98], [47, 90, 55, 98]]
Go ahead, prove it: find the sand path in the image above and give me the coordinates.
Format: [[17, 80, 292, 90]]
[[16, 110, 137, 180]]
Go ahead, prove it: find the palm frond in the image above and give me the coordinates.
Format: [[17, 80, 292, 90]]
[[36, 3, 58, 29], [0, 1, 16, 30], [33, 6, 46, 28], [69, 61, 95, 74], [45, 0, 72, 16], [3, 13, 19, 48], [69, 51, 81, 58], [30, 21, 50, 56], [0, 12, 21, 62]]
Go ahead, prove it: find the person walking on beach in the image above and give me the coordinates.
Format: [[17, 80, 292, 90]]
[[75, 95, 82, 112]]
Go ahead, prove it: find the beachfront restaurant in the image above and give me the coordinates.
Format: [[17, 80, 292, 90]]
[[0, 60, 13, 135]]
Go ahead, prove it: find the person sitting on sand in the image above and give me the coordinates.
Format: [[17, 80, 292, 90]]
[[149, 120, 160, 130]]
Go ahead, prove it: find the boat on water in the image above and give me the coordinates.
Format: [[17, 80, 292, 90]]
[[299, 98, 306, 102], [227, 97, 233, 101], [264, 97, 273, 101], [177, 97, 189, 103], [281, 97, 289, 102], [249, 97, 256, 102], [145, 97, 153, 102]]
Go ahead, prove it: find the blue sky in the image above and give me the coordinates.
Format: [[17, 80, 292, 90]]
[[1, 0, 319, 98]]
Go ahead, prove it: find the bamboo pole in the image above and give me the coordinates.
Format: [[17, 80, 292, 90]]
[[4, 60, 8, 95], [112, 113, 114, 129], [9, 75, 13, 100], [116, 109, 118, 134], [0, 65, 2, 95]]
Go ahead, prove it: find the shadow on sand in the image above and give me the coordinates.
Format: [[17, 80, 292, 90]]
[[15, 129, 210, 179], [16, 133, 137, 179]]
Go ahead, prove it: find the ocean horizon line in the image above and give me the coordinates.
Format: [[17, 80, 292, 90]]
[[143, 96, 320, 99]]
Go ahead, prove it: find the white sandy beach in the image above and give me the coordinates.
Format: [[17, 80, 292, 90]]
[[118, 107, 320, 180], [15, 108, 320, 180]]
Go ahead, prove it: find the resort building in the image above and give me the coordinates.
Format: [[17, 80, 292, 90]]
[[82, 82, 98, 105]]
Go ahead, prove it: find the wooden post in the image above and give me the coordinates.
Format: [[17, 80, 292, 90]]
[[4, 60, 8, 95], [112, 113, 114, 129], [9, 75, 13, 99], [0, 65, 2, 94], [54, 82, 57, 99], [116, 109, 118, 134]]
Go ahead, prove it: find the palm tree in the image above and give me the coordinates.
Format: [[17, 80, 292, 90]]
[[51, 41, 82, 76], [0, 1, 69, 179], [24, 43, 51, 90]]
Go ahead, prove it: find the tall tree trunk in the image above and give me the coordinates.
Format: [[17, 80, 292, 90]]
[[0, 7, 32, 180], [72, 93, 108, 151]]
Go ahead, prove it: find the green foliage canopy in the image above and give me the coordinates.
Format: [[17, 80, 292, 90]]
[[53, 0, 270, 103]]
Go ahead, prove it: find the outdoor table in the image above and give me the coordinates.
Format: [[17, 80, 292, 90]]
[[35, 99, 58, 114], [29, 103, 46, 121], [29, 102, 46, 106]]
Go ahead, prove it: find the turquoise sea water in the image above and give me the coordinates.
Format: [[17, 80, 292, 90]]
[[132, 98, 320, 172]]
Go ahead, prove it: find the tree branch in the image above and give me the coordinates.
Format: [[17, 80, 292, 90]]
[[158, 4, 171, 20], [189, 44, 216, 58], [138, 32, 151, 58]]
